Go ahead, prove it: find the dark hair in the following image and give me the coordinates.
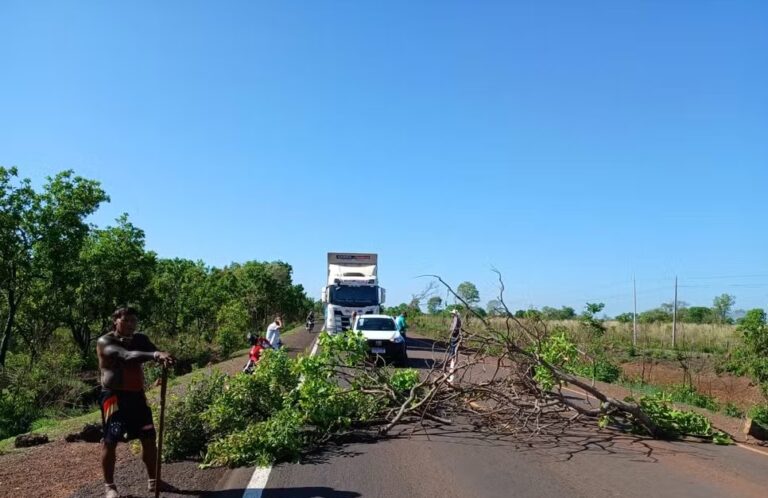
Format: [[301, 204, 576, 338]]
[[111, 307, 138, 331], [112, 306, 139, 321]]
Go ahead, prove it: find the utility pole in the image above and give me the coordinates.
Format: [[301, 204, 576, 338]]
[[633, 275, 637, 348], [672, 276, 678, 349]]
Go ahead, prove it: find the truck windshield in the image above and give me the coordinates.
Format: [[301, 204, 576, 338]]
[[355, 317, 396, 331], [329, 285, 379, 307]]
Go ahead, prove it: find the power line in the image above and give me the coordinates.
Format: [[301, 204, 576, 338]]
[[684, 273, 768, 280]]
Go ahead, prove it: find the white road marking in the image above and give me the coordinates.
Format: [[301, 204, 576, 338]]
[[242, 333, 321, 498], [735, 442, 768, 457], [242, 467, 271, 498], [310, 334, 320, 356]]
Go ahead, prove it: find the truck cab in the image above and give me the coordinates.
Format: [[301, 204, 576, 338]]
[[322, 253, 386, 333]]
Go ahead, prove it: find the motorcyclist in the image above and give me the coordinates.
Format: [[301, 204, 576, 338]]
[[243, 332, 272, 373]]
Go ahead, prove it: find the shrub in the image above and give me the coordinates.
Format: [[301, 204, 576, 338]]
[[163, 332, 386, 466], [171, 333, 216, 370], [202, 371, 284, 437], [571, 358, 622, 384], [162, 371, 226, 461], [0, 347, 91, 440], [667, 384, 719, 411], [731, 309, 768, 396], [216, 326, 242, 359], [722, 403, 744, 418], [748, 404, 768, 427], [534, 329, 578, 390], [204, 408, 305, 467], [0, 388, 37, 440], [389, 369, 420, 393]]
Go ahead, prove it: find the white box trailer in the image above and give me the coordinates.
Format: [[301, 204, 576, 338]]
[[321, 252, 386, 333]]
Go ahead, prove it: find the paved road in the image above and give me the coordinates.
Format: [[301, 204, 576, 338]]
[[212, 334, 768, 498]]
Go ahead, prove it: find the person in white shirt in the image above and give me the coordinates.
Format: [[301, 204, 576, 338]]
[[266, 316, 283, 349]]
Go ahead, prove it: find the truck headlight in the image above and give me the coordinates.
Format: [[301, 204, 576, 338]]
[[390, 335, 404, 343]]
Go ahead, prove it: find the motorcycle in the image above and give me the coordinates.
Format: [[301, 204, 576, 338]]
[[306, 318, 315, 332]]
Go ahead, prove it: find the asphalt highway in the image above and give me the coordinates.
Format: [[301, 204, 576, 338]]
[[212, 331, 768, 498]]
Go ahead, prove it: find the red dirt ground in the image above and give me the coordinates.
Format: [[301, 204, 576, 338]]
[[0, 354, 247, 498], [619, 358, 764, 409]]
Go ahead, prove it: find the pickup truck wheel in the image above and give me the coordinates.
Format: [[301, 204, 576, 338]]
[[395, 349, 408, 367]]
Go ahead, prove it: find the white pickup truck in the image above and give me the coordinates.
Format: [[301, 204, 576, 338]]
[[351, 314, 408, 366]]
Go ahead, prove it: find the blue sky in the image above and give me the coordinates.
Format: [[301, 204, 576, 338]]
[[1, 1, 767, 316]]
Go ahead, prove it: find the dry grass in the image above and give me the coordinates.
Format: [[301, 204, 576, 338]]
[[414, 314, 741, 353], [561, 320, 740, 353]]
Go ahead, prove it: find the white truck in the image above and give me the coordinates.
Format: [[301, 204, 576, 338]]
[[321, 252, 386, 333]]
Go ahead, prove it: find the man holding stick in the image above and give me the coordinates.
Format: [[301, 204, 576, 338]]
[[96, 306, 175, 498]]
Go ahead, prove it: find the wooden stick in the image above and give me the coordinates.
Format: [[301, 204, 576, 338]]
[[155, 366, 168, 498]]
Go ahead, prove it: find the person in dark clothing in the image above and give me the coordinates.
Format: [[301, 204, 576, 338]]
[[96, 307, 175, 498]]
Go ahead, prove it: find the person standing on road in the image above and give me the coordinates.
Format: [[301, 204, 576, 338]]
[[395, 311, 408, 339], [266, 315, 283, 349], [449, 308, 462, 358], [448, 308, 462, 384], [96, 307, 176, 498]]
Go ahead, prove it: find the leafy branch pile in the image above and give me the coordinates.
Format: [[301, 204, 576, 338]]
[[161, 332, 424, 466], [416, 274, 733, 446], [165, 273, 736, 469], [627, 393, 730, 445]]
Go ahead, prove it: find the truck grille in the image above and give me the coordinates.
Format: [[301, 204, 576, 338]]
[[332, 310, 350, 331]]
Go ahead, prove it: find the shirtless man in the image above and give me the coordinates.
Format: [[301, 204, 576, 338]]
[[96, 306, 174, 498]]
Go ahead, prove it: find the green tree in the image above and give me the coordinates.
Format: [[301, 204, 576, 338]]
[[486, 300, 504, 317], [615, 312, 634, 324], [216, 300, 249, 358], [639, 308, 672, 323], [542, 306, 577, 321], [522, 309, 542, 320], [581, 302, 606, 336], [713, 294, 736, 324], [733, 309, 768, 396], [560, 306, 576, 320], [229, 261, 310, 329], [472, 306, 488, 318], [14, 279, 60, 361], [62, 215, 156, 357], [684, 306, 715, 324], [148, 258, 212, 336], [0, 168, 107, 366], [456, 281, 480, 307], [427, 296, 443, 314]]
